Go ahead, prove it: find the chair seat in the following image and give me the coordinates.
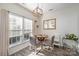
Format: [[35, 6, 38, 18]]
[[53, 40, 61, 47], [53, 43, 60, 46], [54, 41, 60, 43], [43, 40, 51, 46]]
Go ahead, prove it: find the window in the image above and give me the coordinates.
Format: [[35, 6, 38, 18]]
[[9, 13, 32, 47], [23, 18, 32, 40]]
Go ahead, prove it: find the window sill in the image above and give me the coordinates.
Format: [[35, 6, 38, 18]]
[[9, 39, 30, 48]]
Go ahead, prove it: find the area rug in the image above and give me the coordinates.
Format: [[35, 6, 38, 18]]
[[37, 47, 78, 56], [11, 46, 79, 56]]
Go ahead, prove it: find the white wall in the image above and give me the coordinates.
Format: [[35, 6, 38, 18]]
[[41, 4, 79, 40], [0, 3, 33, 55], [0, 3, 33, 20]]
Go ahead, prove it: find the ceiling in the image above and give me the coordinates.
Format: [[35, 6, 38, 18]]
[[19, 3, 79, 13]]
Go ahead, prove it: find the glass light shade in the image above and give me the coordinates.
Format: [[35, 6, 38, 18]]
[[32, 6, 43, 17]]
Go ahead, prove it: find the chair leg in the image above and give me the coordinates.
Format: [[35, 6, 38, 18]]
[[52, 44, 54, 50], [29, 45, 32, 50], [59, 45, 61, 48], [48, 44, 54, 50], [48, 46, 51, 50]]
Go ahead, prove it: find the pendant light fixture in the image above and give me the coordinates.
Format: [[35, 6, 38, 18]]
[[32, 4, 43, 17]]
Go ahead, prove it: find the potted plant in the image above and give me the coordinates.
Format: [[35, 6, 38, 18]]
[[64, 34, 78, 41]]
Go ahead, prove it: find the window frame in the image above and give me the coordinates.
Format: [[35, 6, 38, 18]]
[[9, 12, 32, 48]]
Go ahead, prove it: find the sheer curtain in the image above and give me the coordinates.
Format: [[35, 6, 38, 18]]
[[0, 9, 9, 56]]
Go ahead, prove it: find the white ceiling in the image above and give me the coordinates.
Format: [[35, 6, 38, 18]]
[[19, 3, 79, 13]]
